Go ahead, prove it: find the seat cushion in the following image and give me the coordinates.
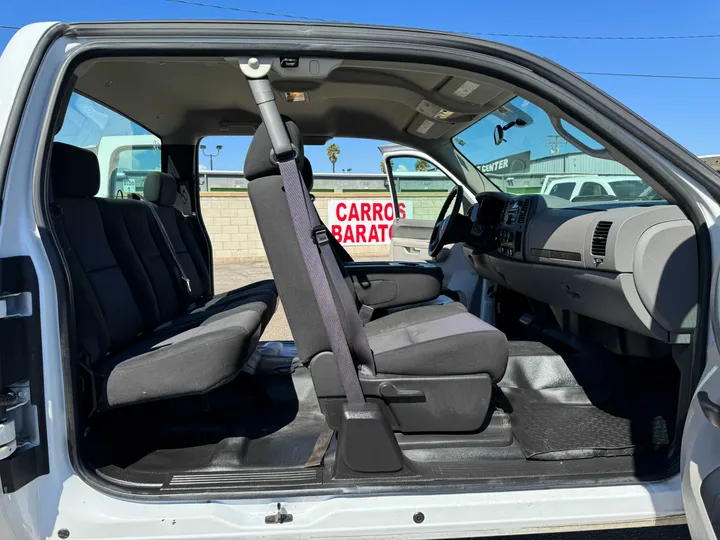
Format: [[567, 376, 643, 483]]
[[201, 279, 277, 310], [100, 299, 269, 408], [182, 286, 278, 333], [365, 302, 508, 381]]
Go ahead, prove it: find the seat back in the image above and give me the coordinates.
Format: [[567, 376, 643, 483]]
[[143, 172, 212, 303], [245, 120, 371, 369], [98, 197, 187, 325], [51, 143, 147, 361]]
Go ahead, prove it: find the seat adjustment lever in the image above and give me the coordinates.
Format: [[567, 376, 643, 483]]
[[378, 382, 425, 400], [698, 391, 720, 428]]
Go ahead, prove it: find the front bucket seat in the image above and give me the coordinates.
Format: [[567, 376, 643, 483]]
[[246, 118, 509, 434]]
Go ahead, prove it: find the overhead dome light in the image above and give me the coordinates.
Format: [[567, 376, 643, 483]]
[[284, 91, 308, 103], [434, 109, 455, 121]]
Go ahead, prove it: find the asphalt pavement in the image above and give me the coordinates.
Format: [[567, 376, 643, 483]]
[[214, 260, 291, 341]]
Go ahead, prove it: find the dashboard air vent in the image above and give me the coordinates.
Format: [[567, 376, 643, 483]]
[[591, 221, 612, 256], [517, 199, 531, 224]]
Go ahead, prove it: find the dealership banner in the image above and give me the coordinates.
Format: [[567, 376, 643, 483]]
[[328, 200, 414, 245]]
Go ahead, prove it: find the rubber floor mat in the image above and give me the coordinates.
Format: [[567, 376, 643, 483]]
[[511, 401, 669, 460]]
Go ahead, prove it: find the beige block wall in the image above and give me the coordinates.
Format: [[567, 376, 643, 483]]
[[201, 192, 394, 263], [405, 196, 447, 221]]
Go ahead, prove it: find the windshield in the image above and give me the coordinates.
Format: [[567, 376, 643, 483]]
[[453, 97, 665, 204]]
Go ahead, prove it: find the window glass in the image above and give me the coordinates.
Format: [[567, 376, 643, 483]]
[[609, 179, 650, 199], [55, 93, 160, 198], [549, 182, 574, 200], [578, 181, 607, 197], [387, 157, 459, 222], [559, 119, 604, 150], [109, 146, 161, 198], [452, 97, 664, 203]]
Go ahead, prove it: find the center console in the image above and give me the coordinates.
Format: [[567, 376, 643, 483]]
[[344, 261, 443, 311], [497, 197, 530, 260]]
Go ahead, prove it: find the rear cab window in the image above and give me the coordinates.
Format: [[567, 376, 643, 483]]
[[55, 93, 161, 198], [549, 182, 574, 199]]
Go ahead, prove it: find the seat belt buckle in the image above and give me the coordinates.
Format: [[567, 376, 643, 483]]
[[312, 225, 330, 246], [359, 304, 374, 325], [182, 276, 192, 294]]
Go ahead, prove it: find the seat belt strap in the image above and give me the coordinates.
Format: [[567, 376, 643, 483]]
[[134, 195, 192, 295], [310, 224, 375, 366], [277, 159, 365, 403]]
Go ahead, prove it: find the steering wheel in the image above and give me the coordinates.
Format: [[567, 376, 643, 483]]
[[428, 186, 463, 258]]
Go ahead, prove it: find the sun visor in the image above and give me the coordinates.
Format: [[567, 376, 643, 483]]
[[406, 114, 454, 139], [437, 77, 506, 106]]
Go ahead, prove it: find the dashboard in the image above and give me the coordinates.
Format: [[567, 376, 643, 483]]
[[464, 193, 698, 344]]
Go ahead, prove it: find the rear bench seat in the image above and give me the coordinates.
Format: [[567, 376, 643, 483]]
[[50, 142, 278, 408], [141, 171, 276, 315]]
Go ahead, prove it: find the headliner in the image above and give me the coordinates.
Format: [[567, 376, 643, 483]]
[[73, 57, 516, 146]]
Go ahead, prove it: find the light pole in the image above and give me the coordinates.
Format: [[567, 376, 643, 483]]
[[200, 144, 223, 170]]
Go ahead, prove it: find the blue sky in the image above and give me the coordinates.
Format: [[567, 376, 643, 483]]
[[2, 0, 719, 173]]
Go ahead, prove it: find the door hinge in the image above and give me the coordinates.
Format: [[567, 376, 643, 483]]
[[0, 381, 38, 460], [265, 503, 293, 524], [0, 292, 32, 320]]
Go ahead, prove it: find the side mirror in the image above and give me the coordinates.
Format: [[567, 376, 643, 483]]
[[493, 124, 505, 146]]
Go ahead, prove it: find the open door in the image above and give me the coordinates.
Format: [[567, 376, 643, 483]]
[[382, 150, 473, 263], [682, 332, 720, 539], [381, 149, 486, 310]]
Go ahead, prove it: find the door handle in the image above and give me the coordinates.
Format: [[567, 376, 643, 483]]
[[404, 247, 422, 254], [698, 391, 720, 428], [378, 382, 425, 400]]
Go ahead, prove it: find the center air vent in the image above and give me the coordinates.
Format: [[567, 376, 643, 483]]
[[517, 199, 531, 224], [591, 221, 612, 256]]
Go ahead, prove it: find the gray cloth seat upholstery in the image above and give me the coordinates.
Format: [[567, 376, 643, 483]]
[[245, 118, 509, 432], [51, 142, 277, 408], [142, 171, 277, 327], [365, 302, 507, 379], [100, 300, 268, 407]]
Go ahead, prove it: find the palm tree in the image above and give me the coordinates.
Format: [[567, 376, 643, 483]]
[[326, 143, 341, 173], [380, 161, 387, 174], [414, 159, 431, 172]]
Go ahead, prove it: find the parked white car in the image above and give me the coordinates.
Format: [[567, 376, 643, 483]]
[[0, 20, 719, 540], [540, 174, 651, 201]]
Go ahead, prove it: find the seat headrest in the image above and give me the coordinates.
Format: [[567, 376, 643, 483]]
[[301, 157, 314, 191], [51, 142, 100, 198], [243, 117, 304, 181], [144, 172, 178, 206]]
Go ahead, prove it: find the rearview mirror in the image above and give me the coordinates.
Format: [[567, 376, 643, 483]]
[[493, 125, 505, 146]]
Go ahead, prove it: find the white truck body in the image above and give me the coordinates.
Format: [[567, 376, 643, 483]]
[[0, 21, 719, 540]]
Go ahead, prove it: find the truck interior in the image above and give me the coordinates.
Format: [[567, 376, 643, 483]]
[[43, 52, 697, 497]]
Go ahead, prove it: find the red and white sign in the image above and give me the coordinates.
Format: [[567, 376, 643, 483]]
[[327, 200, 414, 245]]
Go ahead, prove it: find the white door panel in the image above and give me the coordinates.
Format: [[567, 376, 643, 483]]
[[392, 237, 430, 262], [391, 219, 434, 262]]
